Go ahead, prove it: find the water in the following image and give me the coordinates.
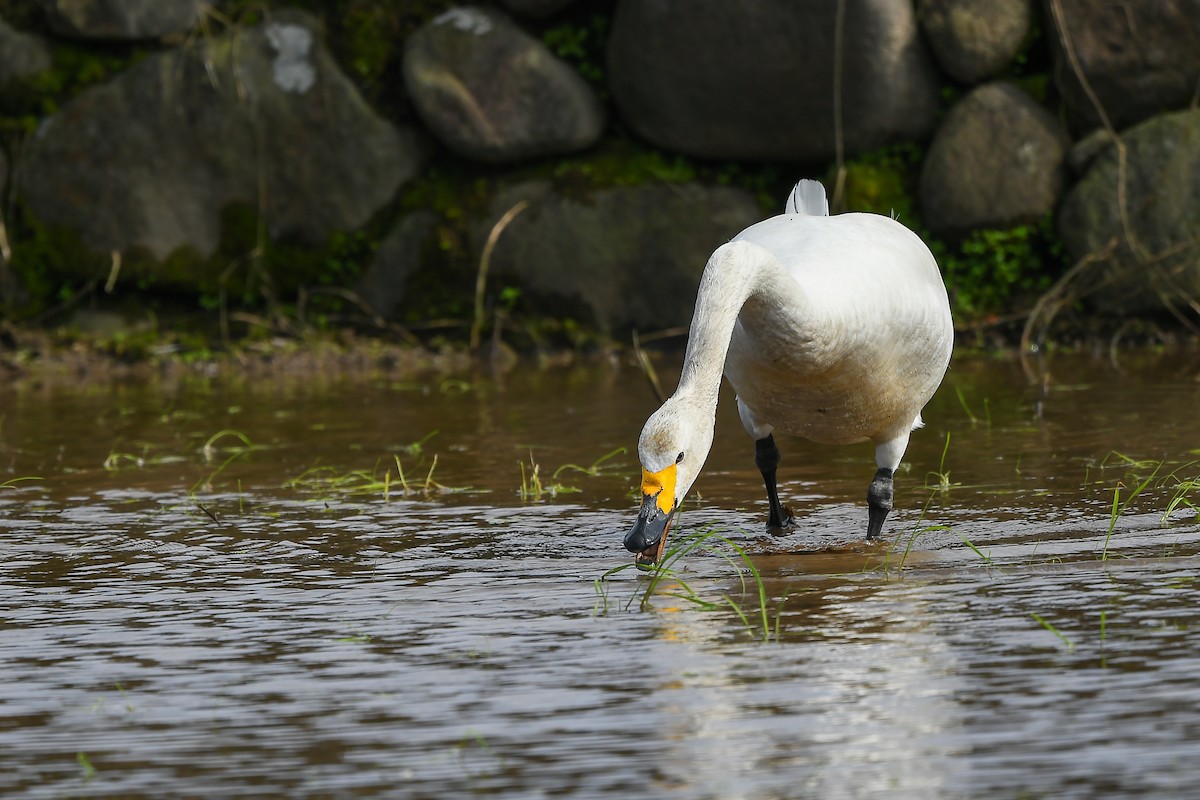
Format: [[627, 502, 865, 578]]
[[2, 350, 1199, 798]]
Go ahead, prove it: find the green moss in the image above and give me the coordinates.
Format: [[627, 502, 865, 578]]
[[541, 11, 610, 91], [828, 142, 923, 221], [549, 144, 696, 191], [932, 215, 1066, 320], [339, 7, 395, 90], [12, 41, 145, 114], [3, 210, 106, 318], [5, 189, 398, 323]]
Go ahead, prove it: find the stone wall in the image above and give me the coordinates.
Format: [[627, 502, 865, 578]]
[[1, 0, 1198, 337]]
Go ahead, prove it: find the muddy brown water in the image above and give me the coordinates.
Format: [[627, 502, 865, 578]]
[[2, 350, 1200, 798]]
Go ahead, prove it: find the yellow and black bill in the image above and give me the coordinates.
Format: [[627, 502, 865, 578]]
[[623, 465, 677, 565]]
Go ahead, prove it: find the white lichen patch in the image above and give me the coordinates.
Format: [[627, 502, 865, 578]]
[[266, 23, 315, 93], [433, 8, 493, 35]]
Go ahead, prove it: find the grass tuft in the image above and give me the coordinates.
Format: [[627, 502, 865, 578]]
[[520, 446, 627, 501], [285, 453, 473, 501], [1098, 452, 1165, 559], [594, 524, 773, 642], [924, 432, 960, 492]]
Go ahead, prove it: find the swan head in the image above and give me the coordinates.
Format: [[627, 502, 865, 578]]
[[624, 394, 714, 564]]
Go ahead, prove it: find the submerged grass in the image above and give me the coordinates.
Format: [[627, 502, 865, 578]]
[[594, 524, 773, 642], [551, 446, 626, 480], [1093, 451, 1198, 558], [520, 447, 627, 501], [1030, 612, 1075, 652], [519, 451, 579, 501], [955, 385, 992, 429], [924, 432, 960, 492], [886, 483, 996, 572], [885, 488, 950, 571], [103, 447, 189, 470], [0, 476, 42, 489], [192, 429, 262, 494], [285, 453, 474, 500]]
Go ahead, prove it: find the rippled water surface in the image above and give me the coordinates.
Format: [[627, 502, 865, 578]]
[[3, 350, 1200, 798]]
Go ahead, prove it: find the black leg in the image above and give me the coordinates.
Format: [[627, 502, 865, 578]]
[[755, 435, 792, 531], [866, 467, 894, 540]]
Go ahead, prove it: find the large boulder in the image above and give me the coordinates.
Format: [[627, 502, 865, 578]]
[[356, 211, 439, 319], [403, 6, 604, 164], [1049, 0, 1200, 134], [1058, 109, 1200, 315], [497, 0, 578, 18], [916, 0, 1032, 84], [606, 1, 941, 161], [477, 181, 763, 331], [920, 82, 1068, 236], [0, 15, 51, 84], [44, 0, 201, 40], [18, 10, 426, 272]]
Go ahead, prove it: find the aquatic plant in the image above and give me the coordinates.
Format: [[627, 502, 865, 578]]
[[103, 450, 145, 470], [76, 752, 97, 782], [0, 476, 42, 489], [885, 488, 951, 571], [924, 431, 959, 492], [284, 453, 472, 502], [1159, 465, 1200, 525], [1030, 612, 1075, 653], [1095, 451, 1167, 560], [953, 384, 990, 428], [200, 429, 260, 461], [594, 524, 773, 642], [957, 532, 996, 567], [519, 447, 626, 501], [191, 429, 262, 494], [399, 429, 439, 456], [518, 451, 580, 501], [551, 446, 626, 480], [333, 619, 373, 644]]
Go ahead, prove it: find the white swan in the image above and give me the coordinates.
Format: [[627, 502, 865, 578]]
[[625, 179, 953, 564]]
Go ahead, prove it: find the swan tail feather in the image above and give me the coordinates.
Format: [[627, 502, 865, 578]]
[[785, 179, 829, 217]]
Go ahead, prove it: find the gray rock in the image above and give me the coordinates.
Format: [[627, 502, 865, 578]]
[[1049, 0, 1200, 134], [607, 1, 940, 161], [497, 0, 577, 18], [917, 0, 1031, 84], [45, 0, 201, 40], [1067, 128, 1116, 175], [0, 147, 20, 308], [920, 82, 1068, 236], [0, 15, 52, 83], [477, 181, 763, 332], [403, 6, 604, 164], [1059, 109, 1200, 315], [18, 10, 427, 269], [356, 211, 439, 318]]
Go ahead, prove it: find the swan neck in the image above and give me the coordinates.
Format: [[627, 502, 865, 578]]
[[677, 242, 771, 399]]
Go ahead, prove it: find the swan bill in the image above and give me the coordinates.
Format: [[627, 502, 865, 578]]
[[633, 520, 672, 568], [624, 489, 675, 566], [635, 515, 673, 569]]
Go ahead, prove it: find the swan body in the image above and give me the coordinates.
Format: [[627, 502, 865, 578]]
[[626, 179, 953, 564]]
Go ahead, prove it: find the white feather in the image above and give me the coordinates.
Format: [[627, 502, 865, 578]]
[[784, 179, 829, 217]]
